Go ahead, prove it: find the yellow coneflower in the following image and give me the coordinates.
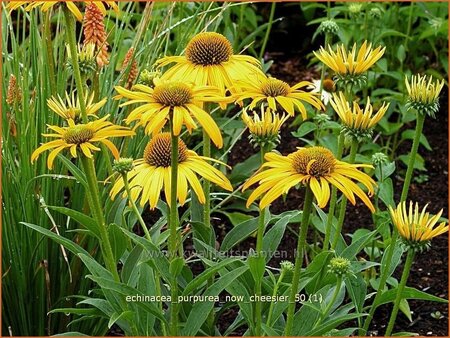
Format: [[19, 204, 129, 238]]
[[389, 201, 448, 247], [31, 116, 134, 169], [330, 91, 389, 139], [114, 78, 228, 148], [243, 146, 375, 211], [242, 107, 289, 147], [47, 91, 107, 122], [121, 47, 139, 89], [307, 78, 335, 105], [83, 2, 109, 67], [110, 133, 232, 209], [234, 75, 324, 121], [156, 32, 264, 96], [405, 74, 445, 117], [314, 41, 385, 84], [6, 1, 119, 22]]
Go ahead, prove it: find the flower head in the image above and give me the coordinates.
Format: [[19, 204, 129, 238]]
[[113, 157, 134, 174], [66, 43, 97, 77], [115, 78, 228, 148], [83, 2, 109, 67], [110, 133, 232, 209], [31, 116, 134, 169], [307, 78, 335, 105], [234, 74, 324, 120], [405, 74, 444, 118], [47, 91, 107, 122], [371, 152, 389, 167], [137, 69, 161, 88], [330, 92, 389, 140], [156, 32, 264, 95], [314, 41, 385, 87], [328, 257, 351, 277], [242, 107, 289, 148], [389, 201, 448, 251], [243, 146, 375, 211], [280, 261, 295, 273], [318, 20, 339, 36]]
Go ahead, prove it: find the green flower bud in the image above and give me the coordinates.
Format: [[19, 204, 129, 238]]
[[113, 157, 134, 174], [318, 20, 339, 36], [371, 152, 389, 166], [137, 69, 161, 88], [328, 257, 351, 277], [280, 260, 294, 273]]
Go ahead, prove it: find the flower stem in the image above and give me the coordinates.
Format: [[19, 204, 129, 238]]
[[43, 10, 57, 94], [266, 269, 287, 327], [259, 2, 276, 60], [63, 6, 87, 123], [385, 250, 415, 336], [168, 125, 180, 336], [361, 112, 425, 335], [80, 157, 119, 281], [331, 138, 358, 250], [121, 173, 152, 242], [203, 130, 211, 227], [254, 145, 267, 336], [314, 276, 342, 329], [323, 133, 345, 250], [284, 185, 314, 336]]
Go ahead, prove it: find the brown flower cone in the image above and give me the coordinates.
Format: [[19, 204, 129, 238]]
[[83, 3, 109, 67], [6, 75, 22, 106], [122, 47, 138, 89]]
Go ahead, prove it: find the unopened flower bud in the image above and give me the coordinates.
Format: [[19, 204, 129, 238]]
[[318, 20, 339, 36], [371, 152, 389, 166], [137, 69, 161, 88], [280, 260, 294, 273], [328, 257, 351, 277], [113, 158, 134, 174]]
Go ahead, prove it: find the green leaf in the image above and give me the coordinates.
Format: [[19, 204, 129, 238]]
[[108, 223, 127, 263], [220, 209, 269, 251], [53, 332, 89, 336], [108, 311, 134, 329], [182, 257, 242, 296], [262, 213, 293, 262], [399, 298, 412, 322], [374, 162, 396, 181], [247, 251, 265, 283], [401, 130, 432, 151], [121, 246, 143, 284], [398, 153, 426, 171], [396, 44, 406, 63], [378, 178, 395, 208], [375, 286, 448, 307], [304, 313, 365, 336], [340, 230, 377, 259], [169, 257, 185, 277], [56, 154, 88, 188], [292, 121, 316, 138], [217, 211, 253, 226], [229, 153, 260, 183], [182, 265, 248, 336], [47, 205, 100, 239], [345, 274, 366, 314]]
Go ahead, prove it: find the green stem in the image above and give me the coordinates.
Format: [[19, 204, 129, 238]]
[[323, 133, 345, 250], [203, 130, 211, 226], [155, 271, 168, 336], [168, 126, 180, 336], [80, 157, 119, 281], [121, 173, 152, 242], [284, 186, 314, 336], [331, 138, 358, 250], [266, 269, 287, 327], [43, 11, 57, 94], [259, 2, 276, 60], [314, 276, 342, 328], [254, 145, 267, 336], [361, 112, 425, 335], [385, 250, 415, 336], [400, 113, 425, 202], [63, 6, 87, 123]]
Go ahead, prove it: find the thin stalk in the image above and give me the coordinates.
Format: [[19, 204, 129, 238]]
[[43, 11, 57, 94], [331, 138, 358, 250], [168, 125, 180, 336], [155, 271, 168, 336], [314, 276, 342, 328], [80, 157, 119, 281], [284, 186, 314, 336], [259, 2, 276, 60], [254, 145, 267, 336], [323, 133, 345, 250], [203, 130, 211, 226], [266, 269, 287, 327], [361, 112, 426, 335], [385, 250, 415, 336], [63, 6, 87, 123], [121, 173, 152, 242]]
